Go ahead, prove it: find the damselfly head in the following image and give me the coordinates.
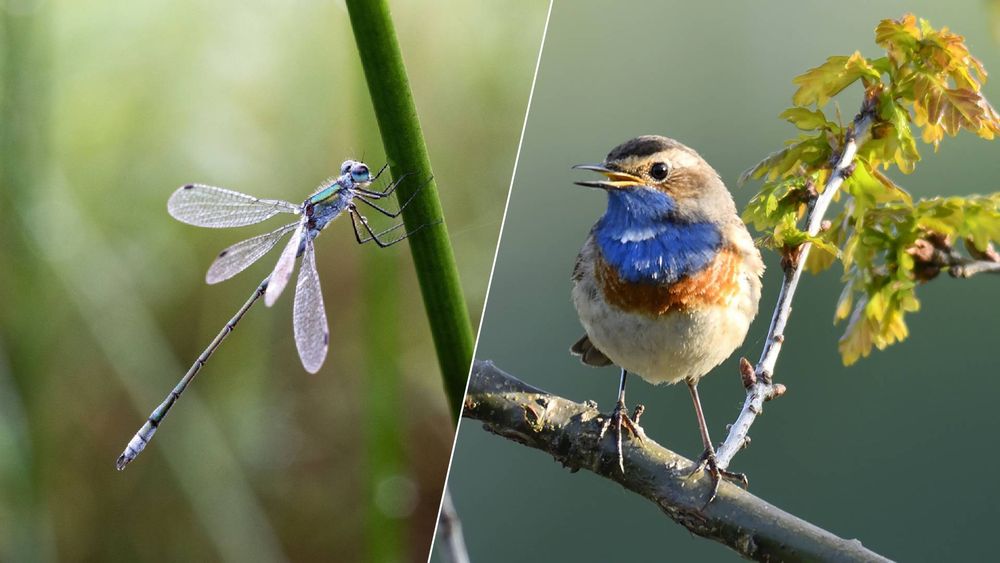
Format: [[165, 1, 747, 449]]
[[338, 160, 372, 186]]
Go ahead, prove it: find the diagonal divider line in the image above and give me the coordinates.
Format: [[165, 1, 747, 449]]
[[427, 1, 555, 560]]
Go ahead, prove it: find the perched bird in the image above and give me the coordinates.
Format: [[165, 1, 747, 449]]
[[571, 135, 764, 499]]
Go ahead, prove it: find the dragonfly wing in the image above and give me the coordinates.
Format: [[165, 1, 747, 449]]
[[205, 222, 299, 284], [264, 221, 304, 306], [293, 239, 328, 374], [168, 184, 299, 228]]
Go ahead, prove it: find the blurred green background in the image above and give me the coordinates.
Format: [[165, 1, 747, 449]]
[[439, 1, 1000, 562], [0, 1, 546, 561]]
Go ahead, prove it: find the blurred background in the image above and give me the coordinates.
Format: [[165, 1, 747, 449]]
[[438, 1, 1000, 562], [0, 0, 546, 561]]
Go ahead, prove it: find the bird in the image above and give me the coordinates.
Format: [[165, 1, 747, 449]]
[[570, 135, 764, 501]]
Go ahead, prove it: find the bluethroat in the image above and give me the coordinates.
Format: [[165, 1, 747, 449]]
[[571, 135, 764, 500]]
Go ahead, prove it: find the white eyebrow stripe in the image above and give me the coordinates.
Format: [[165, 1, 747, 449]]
[[665, 150, 701, 169]]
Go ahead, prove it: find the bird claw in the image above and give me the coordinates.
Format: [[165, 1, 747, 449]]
[[599, 400, 645, 473], [685, 449, 748, 506]]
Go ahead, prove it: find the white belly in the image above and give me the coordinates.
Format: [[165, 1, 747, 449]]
[[574, 295, 752, 385]]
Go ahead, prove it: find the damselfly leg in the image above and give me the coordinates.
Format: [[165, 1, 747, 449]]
[[369, 162, 390, 182], [349, 174, 437, 247], [350, 211, 423, 247], [355, 173, 431, 218]]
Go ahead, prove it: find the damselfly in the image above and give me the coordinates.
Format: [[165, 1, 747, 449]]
[[116, 160, 425, 470]]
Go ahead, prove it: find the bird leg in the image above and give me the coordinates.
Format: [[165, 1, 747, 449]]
[[599, 368, 644, 473], [685, 379, 748, 505]]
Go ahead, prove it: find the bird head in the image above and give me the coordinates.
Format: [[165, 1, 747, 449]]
[[574, 135, 736, 224]]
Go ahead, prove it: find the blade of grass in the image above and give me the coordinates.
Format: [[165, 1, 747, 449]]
[[0, 6, 57, 561], [345, 0, 475, 419]]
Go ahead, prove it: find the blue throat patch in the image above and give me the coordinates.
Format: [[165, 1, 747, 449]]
[[595, 188, 721, 284]]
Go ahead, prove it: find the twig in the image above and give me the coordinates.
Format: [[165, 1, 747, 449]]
[[949, 259, 1000, 278], [908, 237, 1000, 280], [465, 360, 892, 563], [436, 488, 471, 563], [715, 92, 879, 470]]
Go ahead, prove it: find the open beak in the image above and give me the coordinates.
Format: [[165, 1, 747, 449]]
[[572, 164, 644, 189]]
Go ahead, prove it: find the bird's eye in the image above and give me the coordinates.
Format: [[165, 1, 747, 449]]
[[351, 164, 370, 182], [649, 162, 670, 181]]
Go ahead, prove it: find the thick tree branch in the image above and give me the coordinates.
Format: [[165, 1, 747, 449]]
[[466, 360, 891, 563], [715, 92, 879, 470]]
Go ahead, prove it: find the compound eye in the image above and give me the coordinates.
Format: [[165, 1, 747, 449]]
[[340, 161, 353, 174], [351, 164, 370, 182], [649, 162, 670, 181]]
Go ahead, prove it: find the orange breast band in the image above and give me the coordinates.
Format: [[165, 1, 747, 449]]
[[596, 247, 742, 316]]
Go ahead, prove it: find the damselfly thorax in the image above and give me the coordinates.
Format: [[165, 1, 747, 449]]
[[305, 177, 356, 225]]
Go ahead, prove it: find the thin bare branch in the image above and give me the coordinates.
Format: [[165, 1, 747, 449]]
[[949, 259, 1000, 278], [715, 91, 879, 470]]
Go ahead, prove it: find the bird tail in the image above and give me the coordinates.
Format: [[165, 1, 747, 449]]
[[570, 334, 613, 367]]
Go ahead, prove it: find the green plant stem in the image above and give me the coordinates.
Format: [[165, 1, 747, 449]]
[[346, 0, 475, 420]]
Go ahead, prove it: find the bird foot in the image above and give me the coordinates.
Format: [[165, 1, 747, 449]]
[[685, 449, 748, 506], [598, 401, 645, 473]]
